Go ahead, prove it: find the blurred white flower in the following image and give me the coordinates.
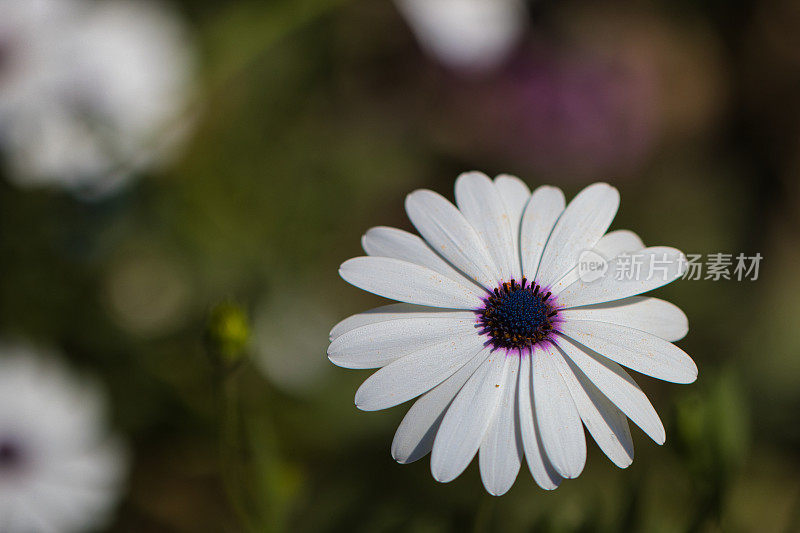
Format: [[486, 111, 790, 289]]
[[103, 245, 192, 338], [0, 343, 127, 532], [0, 0, 195, 198], [395, 0, 527, 72], [254, 292, 333, 394]]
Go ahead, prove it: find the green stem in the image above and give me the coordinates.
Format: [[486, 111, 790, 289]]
[[215, 365, 256, 532]]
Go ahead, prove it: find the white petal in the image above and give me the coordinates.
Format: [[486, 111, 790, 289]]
[[479, 356, 523, 495], [532, 344, 586, 478], [431, 351, 508, 483], [340, 257, 484, 309], [494, 174, 530, 280], [330, 303, 465, 341], [594, 229, 645, 257], [494, 175, 531, 225], [555, 335, 665, 444], [559, 297, 689, 342], [406, 189, 499, 289], [362, 226, 483, 292], [455, 171, 517, 282], [518, 355, 562, 490], [536, 183, 619, 288], [550, 345, 634, 468], [355, 334, 487, 411], [558, 321, 697, 384], [551, 229, 646, 294], [558, 247, 687, 308], [520, 186, 565, 280], [392, 348, 489, 464], [394, 0, 526, 72], [328, 315, 477, 369]]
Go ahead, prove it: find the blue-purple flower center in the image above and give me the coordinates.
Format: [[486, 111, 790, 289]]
[[0, 438, 25, 472], [478, 278, 558, 351]]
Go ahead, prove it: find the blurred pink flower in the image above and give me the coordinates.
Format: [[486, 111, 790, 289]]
[[440, 42, 660, 179]]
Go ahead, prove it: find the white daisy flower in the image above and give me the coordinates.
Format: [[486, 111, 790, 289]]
[[0, 0, 195, 198], [0, 343, 127, 532], [395, 0, 527, 73], [329, 172, 697, 495]]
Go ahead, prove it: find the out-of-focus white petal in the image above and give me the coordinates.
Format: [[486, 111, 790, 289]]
[[395, 0, 526, 72], [0, 342, 127, 533], [0, 0, 195, 197]]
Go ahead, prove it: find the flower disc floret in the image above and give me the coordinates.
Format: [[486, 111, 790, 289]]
[[478, 278, 558, 351]]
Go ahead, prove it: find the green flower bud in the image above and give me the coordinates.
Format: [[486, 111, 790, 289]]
[[206, 301, 250, 366]]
